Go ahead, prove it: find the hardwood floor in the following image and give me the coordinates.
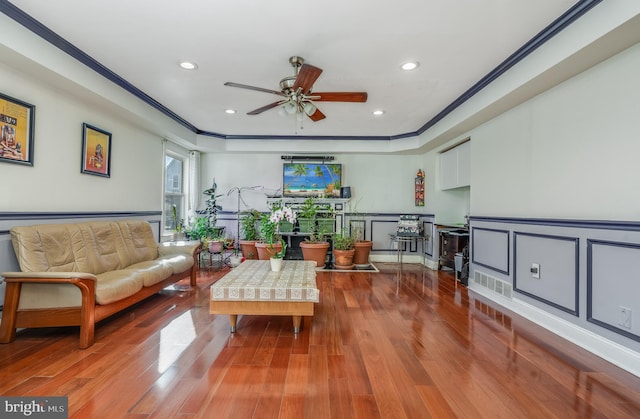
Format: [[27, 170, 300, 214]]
[[1, 263, 639, 418]]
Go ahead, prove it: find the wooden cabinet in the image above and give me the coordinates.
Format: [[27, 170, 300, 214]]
[[440, 140, 470, 190], [438, 229, 469, 271]]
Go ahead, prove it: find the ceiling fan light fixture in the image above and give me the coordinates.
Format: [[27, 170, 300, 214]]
[[303, 102, 317, 116], [225, 109, 236, 114], [373, 110, 385, 116], [179, 61, 198, 70], [284, 102, 297, 115], [401, 61, 419, 71]]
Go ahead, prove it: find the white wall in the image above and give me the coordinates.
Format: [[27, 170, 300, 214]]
[[469, 41, 640, 220], [199, 152, 433, 215], [0, 61, 165, 212]]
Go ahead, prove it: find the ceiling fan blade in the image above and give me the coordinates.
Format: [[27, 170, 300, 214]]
[[224, 82, 286, 97], [247, 101, 283, 115], [312, 92, 368, 102], [293, 64, 323, 94], [307, 107, 326, 122]]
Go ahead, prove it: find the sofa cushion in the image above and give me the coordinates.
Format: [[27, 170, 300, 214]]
[[116, 220, 158, 265], [126, 260, 174, 287], [11, 223, 89, 273], [78, 222, 129, 273], [95, 270, 145, 305], [157, 254, 194, 276]]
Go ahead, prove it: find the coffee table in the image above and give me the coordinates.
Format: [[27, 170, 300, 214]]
[[210, 260, 319, 333]]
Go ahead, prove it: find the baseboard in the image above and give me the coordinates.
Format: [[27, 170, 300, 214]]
[[470, 284, 640, 378], [370, 254, 438, 270]]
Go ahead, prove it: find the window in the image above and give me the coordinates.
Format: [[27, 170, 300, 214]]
[[164, 153, 184, 233]]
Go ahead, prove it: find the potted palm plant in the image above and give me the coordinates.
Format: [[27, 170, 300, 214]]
[[332, 228, 355, 270], [239, 209, 261, 260]]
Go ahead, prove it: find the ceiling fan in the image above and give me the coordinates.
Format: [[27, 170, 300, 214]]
[[224, 56, 367, 122]]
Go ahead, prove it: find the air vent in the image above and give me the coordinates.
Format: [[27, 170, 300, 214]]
[[473, 270, 512, 299]]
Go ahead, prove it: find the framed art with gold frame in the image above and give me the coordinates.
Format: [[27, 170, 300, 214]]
[[0, 92, 35, 166], [81, 123, 112, 177]]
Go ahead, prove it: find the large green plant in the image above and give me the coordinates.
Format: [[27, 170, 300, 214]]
[[240, 209, 261, 241], [184, 216, 215, 240], [202, 178, 223, 229]]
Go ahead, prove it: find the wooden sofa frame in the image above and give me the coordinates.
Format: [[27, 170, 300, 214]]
[[0, 257, 196, 349]]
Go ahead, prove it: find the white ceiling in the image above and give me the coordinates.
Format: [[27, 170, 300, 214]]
[[6, 0, 588, 140]]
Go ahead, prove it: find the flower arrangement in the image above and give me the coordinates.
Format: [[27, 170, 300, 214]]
[[261, 204, 297, 259]]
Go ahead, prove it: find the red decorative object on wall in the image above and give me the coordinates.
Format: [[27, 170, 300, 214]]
[[415, 169, 425, 206]]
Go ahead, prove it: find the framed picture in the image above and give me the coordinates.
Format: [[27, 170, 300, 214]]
[[81, 123, 112, 177], [0, 92, 35, 166]]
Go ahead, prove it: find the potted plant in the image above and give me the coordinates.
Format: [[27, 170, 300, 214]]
[[207, 229, 225, 254], [202, 178, 223, 228], [255, 204, 296, 261], [350, 207, 372, 267], [300, 229, 330, 268], [297, 197, 318, 233], [316, 202, 335, 234], [184, 216, 214, 241], [332, 228, 355, 269], [239, 209, 261, 259]]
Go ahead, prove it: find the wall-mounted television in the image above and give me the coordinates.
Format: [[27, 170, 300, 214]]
[[283, 163, 342, 198]]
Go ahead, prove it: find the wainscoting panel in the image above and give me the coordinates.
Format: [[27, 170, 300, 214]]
[[422, 221, 434, 257], [471, 227, 509, 274], [469, 216, 640, 376], [514, 232, 579, 315], [371, 219, 402, 252], [588, 239, 640, 342]]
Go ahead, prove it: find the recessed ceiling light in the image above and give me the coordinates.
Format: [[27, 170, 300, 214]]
[[373, 110, 385, 116], [401, 61, 419, 71], [179, 61, 198, 70], [225, 109, 236, 114]]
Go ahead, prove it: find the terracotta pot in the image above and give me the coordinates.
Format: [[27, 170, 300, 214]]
[[353, 240, 373, 266], [239, 240, 259, 260], [300, 241, 330, 268], [333, 248, 355, 270], [208, 240, 224, 253], [255, 242, 283, 260]]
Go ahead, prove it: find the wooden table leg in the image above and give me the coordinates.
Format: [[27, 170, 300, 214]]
[[228, 314, 238, 333], [292, 315, 302, 334]]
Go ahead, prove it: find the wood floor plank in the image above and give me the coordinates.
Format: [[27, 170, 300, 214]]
[[0, 264, 639, 418]]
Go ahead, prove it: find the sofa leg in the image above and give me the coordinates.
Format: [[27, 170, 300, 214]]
[[79, 323, 95, 349], [0, 282, 21, 344], [190, 266, 196, 287]]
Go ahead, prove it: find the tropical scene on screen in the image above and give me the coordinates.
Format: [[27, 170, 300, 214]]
[[283, 163, 342, 197]]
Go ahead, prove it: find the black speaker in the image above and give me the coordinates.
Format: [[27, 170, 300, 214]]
[[340, 186, 352, 198]]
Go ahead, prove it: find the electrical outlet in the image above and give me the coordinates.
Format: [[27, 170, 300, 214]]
[[619, 306, 632, 329], [530, 263, 540, 279]]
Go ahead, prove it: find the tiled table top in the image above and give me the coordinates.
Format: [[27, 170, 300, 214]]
[[210, 260, 319, 303]]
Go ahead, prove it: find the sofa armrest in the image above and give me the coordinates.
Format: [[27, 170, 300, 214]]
[[158, 241, 201, 257], [0, 271, 98, 348], [2, 271, 97, 282]]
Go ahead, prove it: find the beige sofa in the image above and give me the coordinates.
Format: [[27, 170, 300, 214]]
[[0, 220, 199, 348]]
